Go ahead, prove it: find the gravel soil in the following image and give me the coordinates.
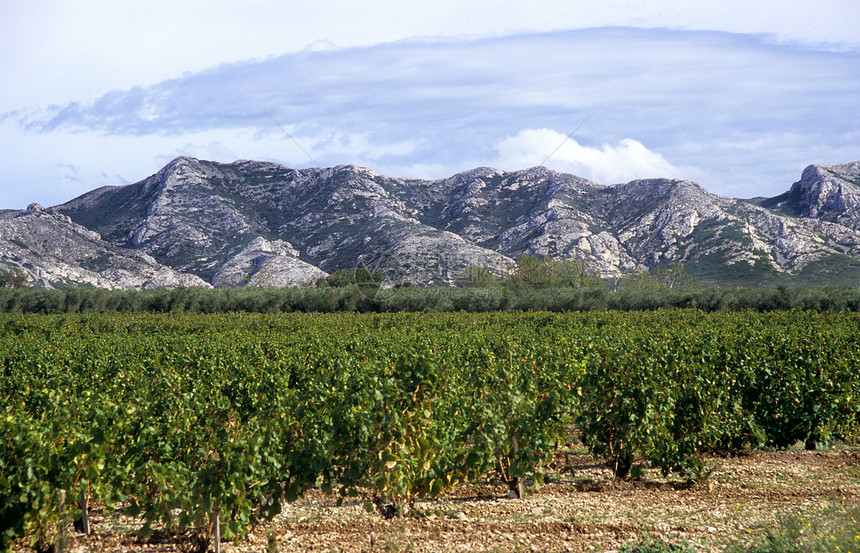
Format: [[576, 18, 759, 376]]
[[16, 448, 860, 553]]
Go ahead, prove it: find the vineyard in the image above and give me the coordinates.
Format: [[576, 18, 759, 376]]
[[1, 310, 859, 552]]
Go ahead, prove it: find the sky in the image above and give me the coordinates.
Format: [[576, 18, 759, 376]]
[[1, 1, 859, 210]]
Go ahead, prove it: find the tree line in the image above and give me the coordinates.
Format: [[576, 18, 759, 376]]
[[1, 258, 859, 313]]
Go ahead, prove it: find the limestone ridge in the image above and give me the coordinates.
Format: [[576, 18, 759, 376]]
[[759, 161, 860, 230], [0, 202, 209, 289], [2, 157, 859, 289], [52, 157, 515, 288]]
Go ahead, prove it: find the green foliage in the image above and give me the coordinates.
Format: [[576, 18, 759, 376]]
[[576, 309, 860, 478], [462, 265, 498, 288], [0, 312, 585, 546], [505, 255, 602, 289], [576, 311, 748, 480], [325, 352, 471, 516], [730, 505, 860, 553], [619, 535, 697, 553], [616, 262, 704, 291], [0, 386, 117, 551], [650, 261, 705, 290], [727, 311, 860, 449], [615, 269, 662, 291], [0, 282, 859, 314], [1, 310, 859, 550], [317, 265, 383, 290], [0, 267, 29, 289]]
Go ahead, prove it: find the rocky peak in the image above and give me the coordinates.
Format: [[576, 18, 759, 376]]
[[452, 166, 506, 183], [762, 162, 860, 231], [20, 203, 45, 216], [798, 163, 860, 224]]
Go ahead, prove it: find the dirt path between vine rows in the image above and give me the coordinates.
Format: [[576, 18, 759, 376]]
[[21, 448, 860, 553]]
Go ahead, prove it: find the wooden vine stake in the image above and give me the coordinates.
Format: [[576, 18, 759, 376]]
[[79, 487, 90, 535], [213, 511, 220, 553], [509, 435, 525, 499], [57, 489, 67, 553]]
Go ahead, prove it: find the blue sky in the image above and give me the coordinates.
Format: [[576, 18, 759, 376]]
[[1, 1, 859, 209]]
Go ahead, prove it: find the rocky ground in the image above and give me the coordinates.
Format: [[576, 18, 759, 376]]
[[19, 447, 860, 553]]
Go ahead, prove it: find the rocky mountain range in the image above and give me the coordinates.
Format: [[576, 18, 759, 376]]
[[2, 157, 859, 289]]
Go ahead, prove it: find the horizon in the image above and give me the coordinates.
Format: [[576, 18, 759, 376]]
[[6, 154, 860, 211], [3, 153, 858, 212]]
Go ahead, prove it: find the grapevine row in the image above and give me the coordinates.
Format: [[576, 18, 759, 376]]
[[1, 310, 858, 551]]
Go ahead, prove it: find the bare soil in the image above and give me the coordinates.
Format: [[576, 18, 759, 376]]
[[21, 448, 860, 553]]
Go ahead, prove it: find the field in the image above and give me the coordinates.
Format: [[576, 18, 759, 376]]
[[2, 311, 859, 552], [43, 446, 860, 553]]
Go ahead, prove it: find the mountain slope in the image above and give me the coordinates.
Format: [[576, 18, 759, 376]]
[[56, 157, 515, 287], [0, 203, 209, 289], [4, 157, 858, 289]]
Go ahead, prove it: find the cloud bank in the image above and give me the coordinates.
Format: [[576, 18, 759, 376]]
[[2, 28, 858, 208], [494, 130, 695, 184]]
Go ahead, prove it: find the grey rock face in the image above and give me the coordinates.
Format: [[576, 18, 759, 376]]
[[211, 237, 327, 288], [761, 161, 860, 230], [5, 157, 859, 288], [0, 202, 210, 289], [55, 158, 518, 287]]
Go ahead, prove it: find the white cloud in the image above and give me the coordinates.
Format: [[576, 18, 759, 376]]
[[1, 27, 858, 208], [493, 129, 695, 184], [2, 2, 857, 111]]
